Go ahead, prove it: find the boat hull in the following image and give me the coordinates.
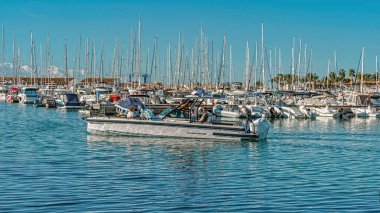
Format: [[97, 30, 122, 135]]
[[57, 106, 83, 110], [0, 93, 6, 101], [220, 110, 241, 118], [87, 117, 260, 141]]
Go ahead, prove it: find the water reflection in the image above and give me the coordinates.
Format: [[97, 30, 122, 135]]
[[86, 134, 266, 171]]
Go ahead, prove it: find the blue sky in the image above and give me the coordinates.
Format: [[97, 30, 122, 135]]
[[1, 0, 380, 80]]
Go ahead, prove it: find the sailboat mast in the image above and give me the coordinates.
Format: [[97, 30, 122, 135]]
[[2, 25, 4, 84], [78, 35, 81, 85], [254, 42, 258, 90], [222, 34, 226, 87], [269, 49, 272, 90], [64, 39, 68, 86], [244, 42, 249, 90], [376, 55, 378, 92], [138, 18, 142, 87], [291, 36, 295, 90], [327, 58, 330, 89], [176, 33, 181, 88], [168, 44, 171, 87], [303, 43, 307, 90], [309, 49, 313, 90], [261, 22, 265, 92], [17, 44, 21, 84], [360, 47, 364, 93], [12, 35, 15, 85], [279, 49, 283, 90], [274, 47, 277, 90], [39, 42, 43, 85], [334, 50, 338, 91], [229, 44, 232, 87], [46, 33, 50, 87], [296, 38, 301, 91], [85, 38, 89, 86], [30, 31, 33, 85], [154, 36, 158, 84]]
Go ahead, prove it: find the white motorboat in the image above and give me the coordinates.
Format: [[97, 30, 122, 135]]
[[88, 97, 270, 141], [18, 87, 39, 104], [0, 86, 7, 101], [213, 104, 248, 118], [351, 107, 369, 117], [266, 106, 283, 118], [245, 105, 266, 118], [281, 106, 305, 119], [351, 106, 380, 118], [299, 105, 317, 119], [313, 106, 339, 117]]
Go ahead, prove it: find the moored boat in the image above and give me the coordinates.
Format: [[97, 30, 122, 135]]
[[87, 97, 270, 141], [0, 86, 7, 101], [5, 87, 19, 103], [55, 93, 83, 109], [18, 87, 39, 104]]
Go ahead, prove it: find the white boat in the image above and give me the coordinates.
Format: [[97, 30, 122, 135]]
[[346, 93, 372, 106], [299, 105, 317, 119], [18, 87, 39, 104], [88, 97, 270, 141], [368, 108, 380, 117], [213, 104, 248, 118], [266, 106, 283, 118], [313, 106, 339, 117], [351, 106, 380, 118], [221, 110, 241, 118], [245, 105, 266, 118], [0, 86, 7, 101], [351, 107, 369, 117], [281, 106, 305, 119]]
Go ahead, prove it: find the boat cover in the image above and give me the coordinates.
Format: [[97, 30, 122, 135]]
[[65, 93, 80, 106], [118, 98, 146, 110]]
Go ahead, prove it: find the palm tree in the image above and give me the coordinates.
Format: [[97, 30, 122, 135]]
[[338, 69, 346, 81], [321, 76, 328, 89], [348, 69, 355, 91], [338, 69, 346, 90], [329, 72, 336, 89]]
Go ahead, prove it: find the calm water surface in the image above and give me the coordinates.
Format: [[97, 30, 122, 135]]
[[0, 102, 379, 212]]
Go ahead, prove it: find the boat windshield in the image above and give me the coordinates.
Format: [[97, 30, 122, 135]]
[[25, 89, 37, 96]]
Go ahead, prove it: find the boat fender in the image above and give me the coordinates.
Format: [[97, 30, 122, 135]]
[[249, 122, 255, 133]]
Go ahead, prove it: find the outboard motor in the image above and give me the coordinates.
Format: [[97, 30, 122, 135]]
[[269, 107, 275, 117], [240, 106, 250, 118], [252, 118, 270, 140], [213, 104, 223, 115]]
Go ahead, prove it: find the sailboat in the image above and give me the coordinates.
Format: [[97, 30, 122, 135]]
[[350, 47, 374, 117]]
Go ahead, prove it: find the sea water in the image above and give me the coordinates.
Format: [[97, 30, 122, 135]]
[[0, 102, 379, 212]]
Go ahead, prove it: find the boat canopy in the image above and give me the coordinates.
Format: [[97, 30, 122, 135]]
[[64, 93, 80, 106], [119, 97, 146, 110]]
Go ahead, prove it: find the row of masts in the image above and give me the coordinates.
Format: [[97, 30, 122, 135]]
[[0, 21, 379, 92]]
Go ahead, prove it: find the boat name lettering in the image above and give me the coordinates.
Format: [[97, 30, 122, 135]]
[[186, 132, 207, 135]]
